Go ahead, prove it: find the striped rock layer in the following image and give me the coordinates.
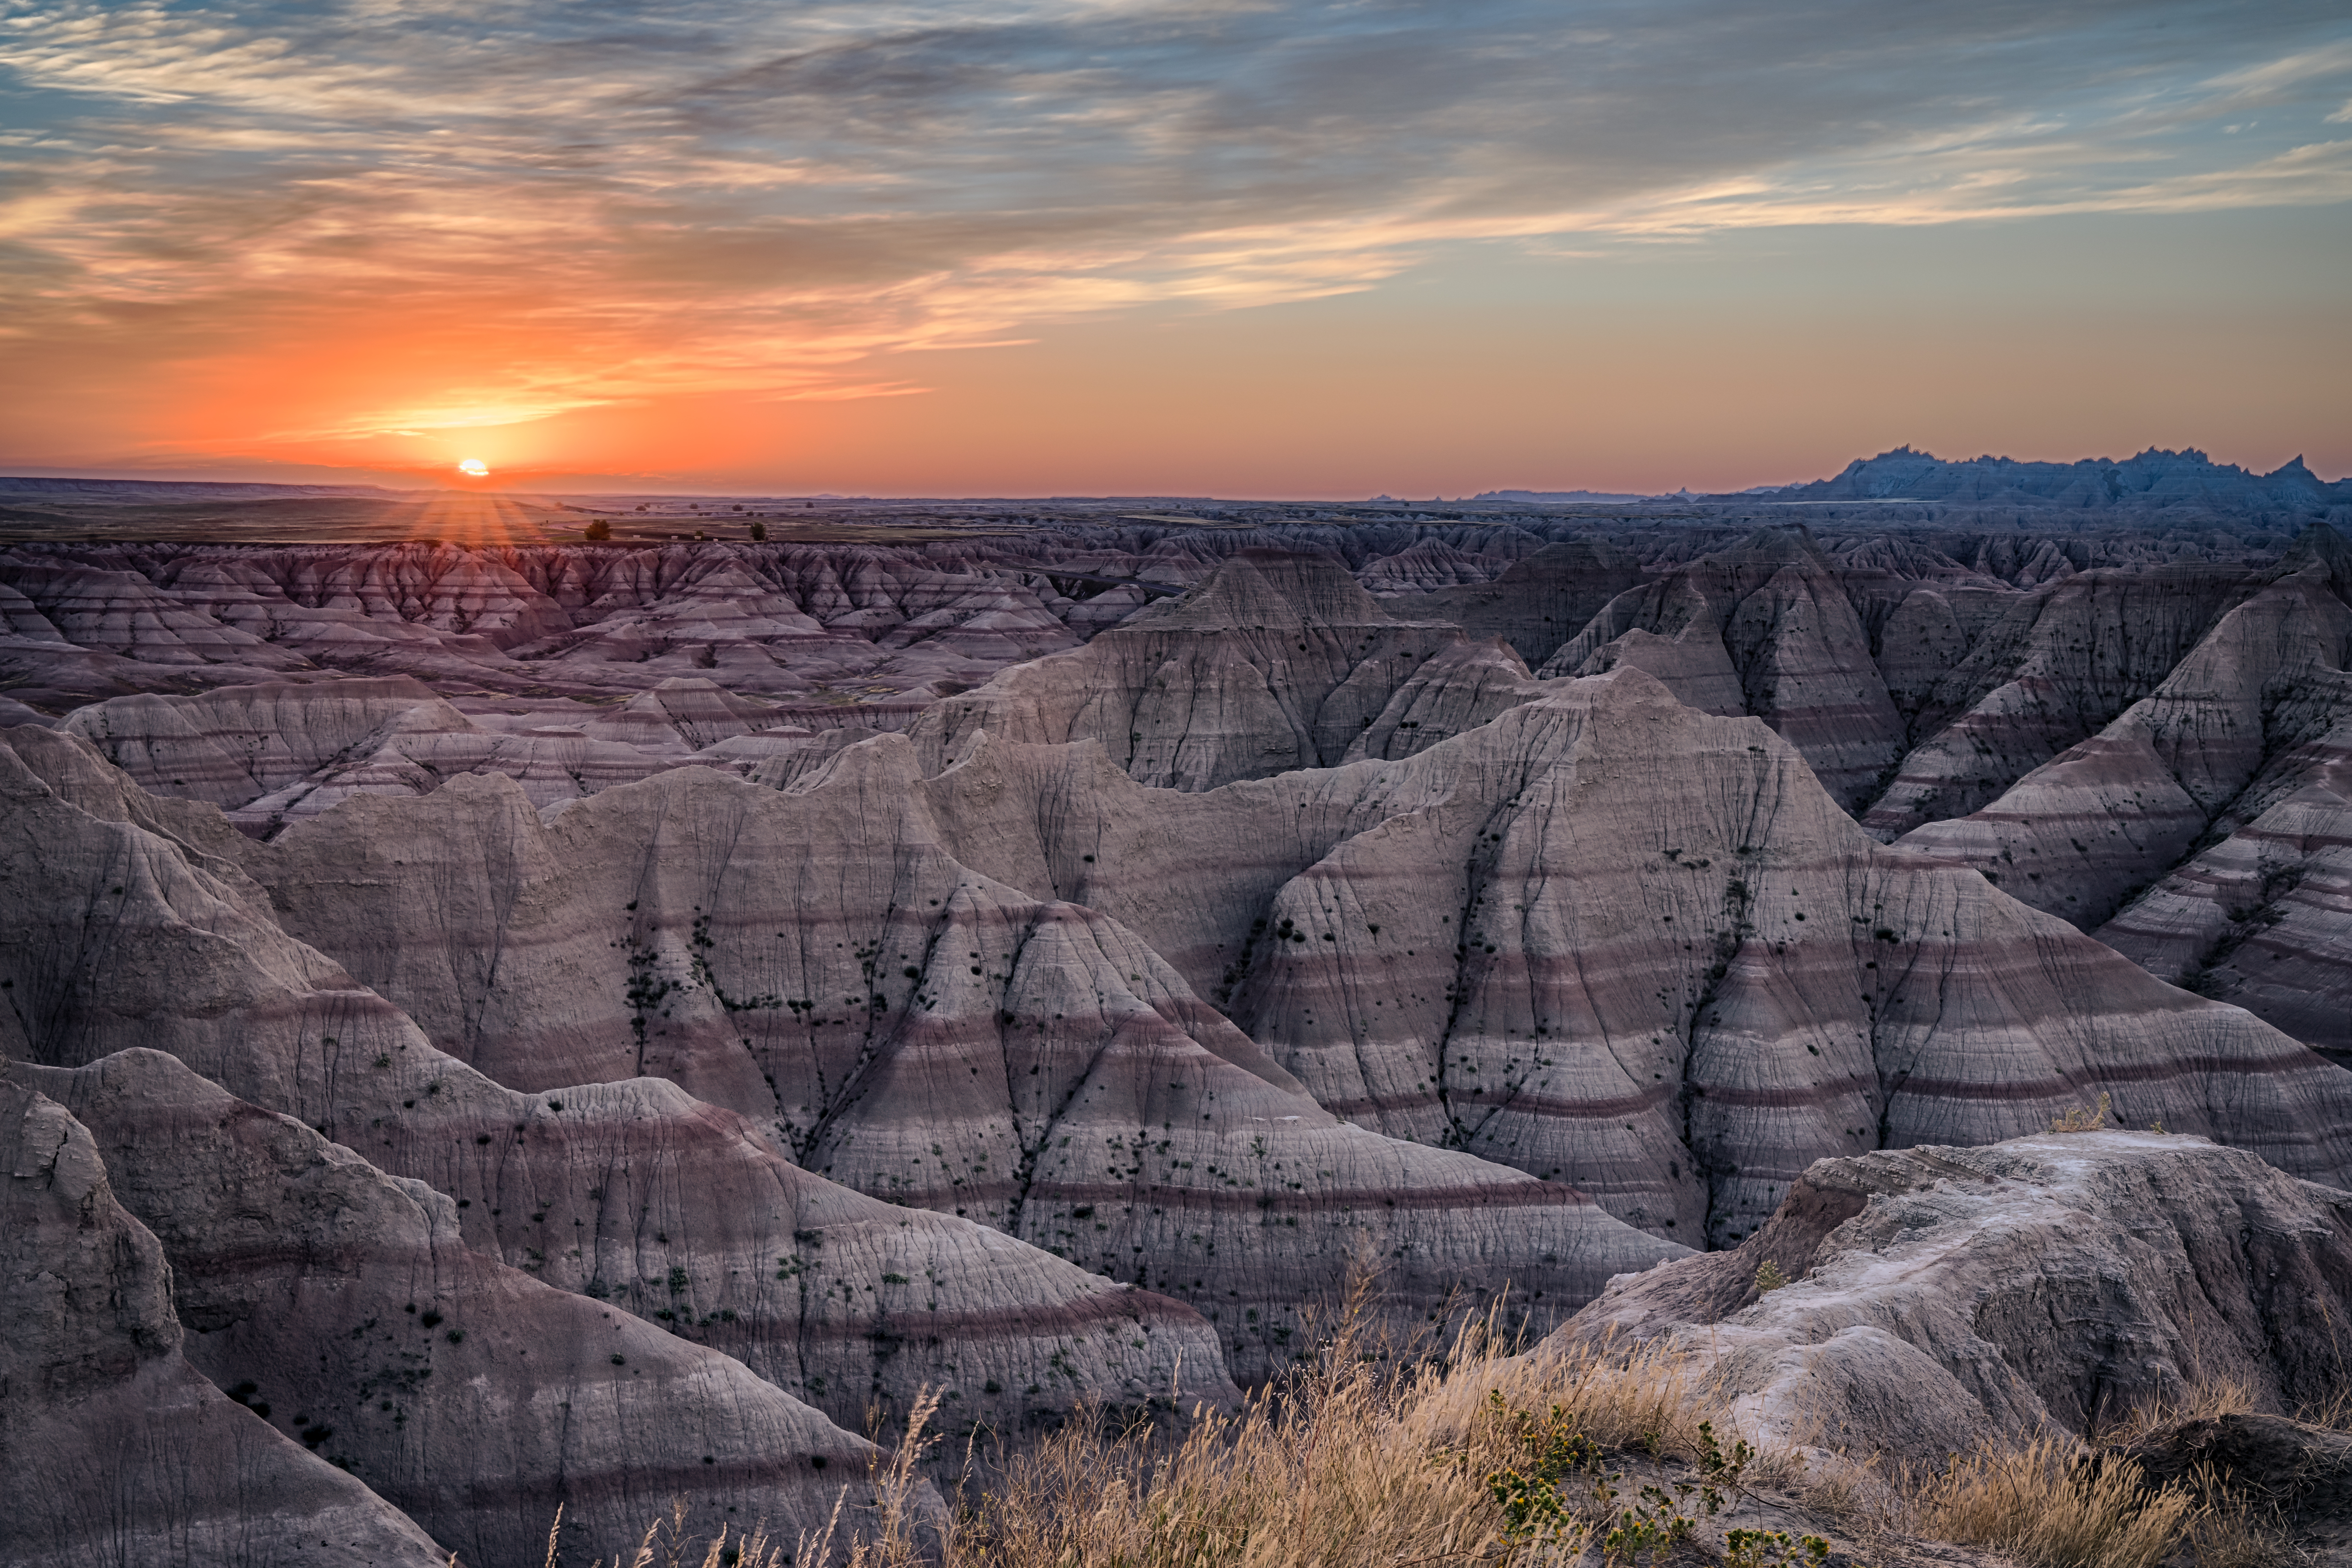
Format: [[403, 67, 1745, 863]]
[[0, 725, 1241, 1543], [14, 1048, 893, 1567], [231, 667, 2352, 1266], [1537, 528, 1904, 811], [1897, 535, 2352, 932], [908, 549, 1475, 791], [0, 1076, 449, 1568], [2096, 784, 2352, 1068], [902, 669, 2352, 1246], [241, 750, 1686, 1378]]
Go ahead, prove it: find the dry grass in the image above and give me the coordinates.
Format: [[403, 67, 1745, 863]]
[[588, 1288, 2302, 1568], [933, 1300, 1715, 1568], [1908, 1439, 2202, 1568], [769, 1291, 1731, 1568], [2094, 1374, 2259, 1447], [2183, 1490, 2302, 1568]]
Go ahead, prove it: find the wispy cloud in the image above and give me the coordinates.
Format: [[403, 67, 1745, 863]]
[[2, 0, 2348, 445]]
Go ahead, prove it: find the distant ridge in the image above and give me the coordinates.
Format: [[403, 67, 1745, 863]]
[[1759, 445, 2348, 510]]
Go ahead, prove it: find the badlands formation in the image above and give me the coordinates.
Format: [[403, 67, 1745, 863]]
[[6, 447, 2352, 1563]]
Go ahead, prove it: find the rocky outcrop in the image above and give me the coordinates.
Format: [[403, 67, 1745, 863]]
[[1401, 540, 1646, 669], [578, 675, 784, 752], [1895, 535, 2352, 930], [1356, 537, 1510, 594], [12, 1049, 897, 1566], [158, 544, 578, 650], [1539, 529, 1905, 811], [0, 727, 1243, 1446], [228, 667, 2352, 1265], [1340, 638, 1566, 765], [1558, 1132, 2352, 1466], [59, 676, 465, 807], [0, 1077, 448, 1568], [52, 676, 814, 832], [2, 554, 316, 673], [1861, 565, 2261, 842], [0, 540, 1122, 715], [909, 550, 1470, 791], [2097, 785, 2352, 1066]]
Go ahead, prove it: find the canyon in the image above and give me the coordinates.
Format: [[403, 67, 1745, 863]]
[[5, 446, 2352, 1564]]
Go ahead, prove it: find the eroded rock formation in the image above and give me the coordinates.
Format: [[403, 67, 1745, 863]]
[[0, 725, 1241, 1466], [907, 669, 2352, 1246], [235, 748, 1685, 1377], [1557, 1131, 2352, 1467], [11, 476, 2352, 1558], [14, 1048, 891, 1566], [0, 1077, 449, 1568], [1896, 530, 2352, 931], [910, 551, 1472, 790]]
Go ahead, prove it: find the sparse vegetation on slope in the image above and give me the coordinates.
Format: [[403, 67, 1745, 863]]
[[585, 1293, 2310, 1568]]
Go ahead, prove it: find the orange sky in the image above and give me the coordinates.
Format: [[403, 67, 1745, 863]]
[[2, 2, 2347, 496]]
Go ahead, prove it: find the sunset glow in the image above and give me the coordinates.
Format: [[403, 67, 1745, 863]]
[[0, 2, 2345, 494]]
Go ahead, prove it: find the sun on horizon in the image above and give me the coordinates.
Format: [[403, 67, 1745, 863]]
[[457, 458, 489, 478]]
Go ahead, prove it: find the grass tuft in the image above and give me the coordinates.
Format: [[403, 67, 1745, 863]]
[[1908, 1438, 2199, 1568]]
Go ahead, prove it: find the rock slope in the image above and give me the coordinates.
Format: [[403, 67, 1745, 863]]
[[2095, 784, 2352, 1067], [0, 1076, 449, 1568], [0, 725, 1242, 1455], [1558, 1131, 2352, 1467], [54, 674, 854, 833], [1857, 564, 2260, 839], [909, 550, 1472, 790], [228, 668, 2352, 1264], [1896, 531, 2352, 931], [1538, 529, 1904, 811], [14, 1048, 890, 1567], [1400, 540, 1644, 669]]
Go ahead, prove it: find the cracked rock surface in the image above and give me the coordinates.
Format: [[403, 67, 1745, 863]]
[[1556, 1131, 2352, 1468]]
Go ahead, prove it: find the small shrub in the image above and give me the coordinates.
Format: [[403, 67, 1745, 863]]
[[2051, 1091, 2112, 1133], [1754, 1260, 1789, 1294], [1723, 1527, 1830, 1568]]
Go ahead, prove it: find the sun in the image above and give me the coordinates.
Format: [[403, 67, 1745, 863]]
[[457, 458, 489, 477]]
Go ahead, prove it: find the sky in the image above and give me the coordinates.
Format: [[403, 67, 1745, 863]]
[[2, 0, 2348, 497]]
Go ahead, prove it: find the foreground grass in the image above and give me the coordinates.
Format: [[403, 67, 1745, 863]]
[[586, 1302, 2283, 1568]]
